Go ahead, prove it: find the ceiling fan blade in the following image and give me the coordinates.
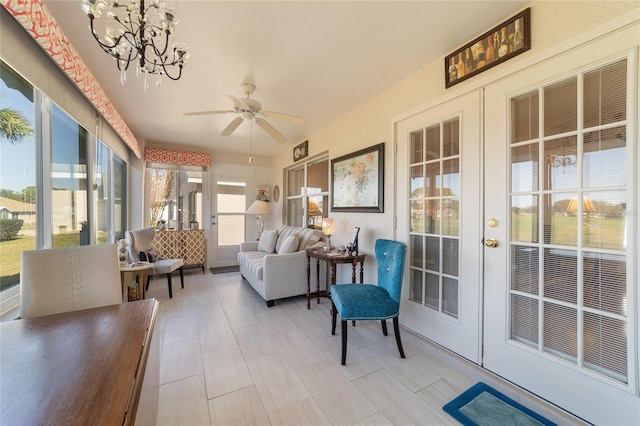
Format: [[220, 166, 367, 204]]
[[183, 110, 234, 116], [255, 118, 287, 144], [221, 117, 244, 136], [261, 110, 305, 126]]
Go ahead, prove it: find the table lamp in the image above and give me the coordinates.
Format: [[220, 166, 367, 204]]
[[322, 218, 335, 251], [246, 200, 272, 240]]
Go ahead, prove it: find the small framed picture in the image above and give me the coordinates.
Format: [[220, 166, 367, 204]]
[[293, 140, 308, 162]]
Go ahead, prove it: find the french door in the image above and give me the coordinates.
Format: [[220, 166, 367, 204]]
[[483, 29, 638, 424], [397, 91, 482, 363]]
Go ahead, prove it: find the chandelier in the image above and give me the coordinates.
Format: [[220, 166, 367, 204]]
[[81, 0, 189, 89]]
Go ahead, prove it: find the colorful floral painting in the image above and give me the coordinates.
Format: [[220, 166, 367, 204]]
[[331, 143, 384, 213]]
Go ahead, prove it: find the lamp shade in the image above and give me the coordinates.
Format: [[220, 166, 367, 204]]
[[246, 200, 272, 215], [322, 218, 335, 236]]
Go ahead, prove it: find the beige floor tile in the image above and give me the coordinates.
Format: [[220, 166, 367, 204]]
[[202, 344, 253, 399], [233, 325, 277, 361], [194, 300, 226, 324], [274, 330, 327, 370], [163, 314, 200, 345], [246, 352, 311, 414], [159, 337, 203, 385], [355, 412, 394, 426], [156, 374, 210, 426], [198, 316, 237, 352], [207, 385, 271, 425], [296, 360, 377, 425], [417, 378, 465, 413], [353, 368, 454, 425], [268, 398, 332, 426]]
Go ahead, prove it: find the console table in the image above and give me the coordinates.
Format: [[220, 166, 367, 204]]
[[306, 248, 366, 309], [0, 299, 160, 426]]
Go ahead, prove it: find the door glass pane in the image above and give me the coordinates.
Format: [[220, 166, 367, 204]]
[[509, 60, 629, 383], [410, 235, 423, 268], [583, 128, 626, 188], [543, 193, 577, 246], [511, 294, 539, 348], [544, 77, 577, 136], [584, 59, 626, 128], [443, 118, 459, 157], [511, 143, 539, 192], [410, 130, 423, 164], [511, 195, 538, 243], [425, 124, 440, 160], [52, 104, 88, 247], [511, 91, 539, 143], [425, 272, 439, 309], [544, 136, 578, 190], [410, 269, 422, 303], [410, 199, 424, 234], [583, 191, 626, 250], [511, 246, 539, 294], [218, 215, 245, 246], [0, 61, 36, 292]]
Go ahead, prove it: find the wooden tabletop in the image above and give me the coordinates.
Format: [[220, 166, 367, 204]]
[[0, 299, 158, 426]]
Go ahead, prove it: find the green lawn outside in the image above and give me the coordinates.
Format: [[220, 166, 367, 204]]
[[0, 232, 94, 291]]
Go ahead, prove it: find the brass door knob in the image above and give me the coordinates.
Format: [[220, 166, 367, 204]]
[[484, 238, 498, 248]]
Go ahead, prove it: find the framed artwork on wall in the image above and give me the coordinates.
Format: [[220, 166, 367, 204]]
[[331, 142, 384, 213], [445, 7, 531, 88]]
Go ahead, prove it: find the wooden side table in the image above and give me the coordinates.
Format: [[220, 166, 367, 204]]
[[305, 248, 366, 309], [120, 263, 155, 301]]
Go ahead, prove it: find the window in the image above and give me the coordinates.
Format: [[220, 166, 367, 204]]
[[285, 155, 329, 228], [0, 61, 36, 294], [51, 104, 89, 247], [147, 164, 203, 230]]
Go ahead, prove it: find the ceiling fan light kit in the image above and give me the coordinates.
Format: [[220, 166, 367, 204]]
[[82, 0, 189, 89], [184, 82, 305, 144]]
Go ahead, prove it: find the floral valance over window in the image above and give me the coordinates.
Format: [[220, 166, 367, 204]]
[[1, 0, 141, 158], [144, 147, 211, 167]]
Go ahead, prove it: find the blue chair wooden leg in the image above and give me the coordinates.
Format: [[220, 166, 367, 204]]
[[381, 319, 388, 336], [393, 316, 405, 358], [341, 320, 348, 365], [166, 273, 173, 298], [179, 267, 184, 289], [331, 300, 338, 335]]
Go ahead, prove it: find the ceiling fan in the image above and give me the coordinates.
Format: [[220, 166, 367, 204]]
[[183, 82, 305, 144]]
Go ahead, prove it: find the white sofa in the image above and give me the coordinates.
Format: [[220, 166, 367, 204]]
[[238, 225, 325, 307]]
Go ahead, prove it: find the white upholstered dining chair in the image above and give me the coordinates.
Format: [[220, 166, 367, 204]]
[[20, 243, 123, 319]]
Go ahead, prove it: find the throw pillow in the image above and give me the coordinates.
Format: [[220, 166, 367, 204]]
[[257, 229, 278, 253], [277, 235, 299, 254], [139, 248, 158, 262]]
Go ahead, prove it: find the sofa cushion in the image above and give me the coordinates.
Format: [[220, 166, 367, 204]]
[[277, 235, 299, 254], [258, 229, 278, 253], [237, 251, 266, 281], [276, 225, 323, 252]]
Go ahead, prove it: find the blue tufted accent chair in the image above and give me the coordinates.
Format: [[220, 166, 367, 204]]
[[330, 239, 407, 365]]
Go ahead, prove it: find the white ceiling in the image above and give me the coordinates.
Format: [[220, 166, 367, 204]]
[[42, 1, 529, 157]]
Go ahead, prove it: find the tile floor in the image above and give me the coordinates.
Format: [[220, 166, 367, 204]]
[[143, 270, 585, 425]]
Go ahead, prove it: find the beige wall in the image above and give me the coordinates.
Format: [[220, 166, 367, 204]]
[[269, 0, 639, 281]]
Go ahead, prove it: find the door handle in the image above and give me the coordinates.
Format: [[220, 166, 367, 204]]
[[484, 238, 498, 248], [211, 222, 218, 225]]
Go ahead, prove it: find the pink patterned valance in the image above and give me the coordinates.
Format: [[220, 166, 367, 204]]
[[1, 0, 142, 159], [144, 147, 211, 167]]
